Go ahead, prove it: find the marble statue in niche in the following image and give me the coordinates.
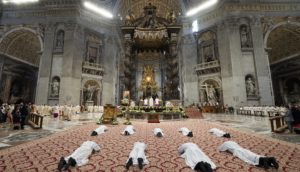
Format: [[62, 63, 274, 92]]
[[207, 86, 217, 105], [84, 85, 99, 102], [55, 30, 64, 49], [88, 46, 98, 63], [50, 77, 60, 97], [240, 25, 252, 48], [245, 76, 256, 96], [203, 45, 214, 62]]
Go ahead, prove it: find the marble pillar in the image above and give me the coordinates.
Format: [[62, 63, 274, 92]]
[[102, 36, 118, 105], [218, 19, 247, 107], [59, 24, 83, 105], [35, 24, 55, 105], [181, 30, 198, 106], [250, 17, 274, 105]]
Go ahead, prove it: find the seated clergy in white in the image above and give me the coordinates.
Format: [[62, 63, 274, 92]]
[[91, 125, 108, 136], [121, 125, 135, 136], [178, 143, 216, 172], [179, 127, 193, 137], [153, 128, 164, 137], [209, 128, 231, 138], [125, 142, 149, 170], [219, 141, 279, 169], [58, 141, 100, 171]]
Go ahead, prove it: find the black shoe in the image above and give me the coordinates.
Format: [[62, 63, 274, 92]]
[[268, 157, 279, 169], [223, 133, 231, 138], [258, 157, 269, 169], [187, 131, 193, 137], [194, 162, 206, 172], [156, 132, 163, 137], [125, 157, 133, 170], [138, 158, 143, 170], [68, 157, 77, 167], [203, 162, 213, 172], [58, 157, 67, 171], [91, 131, 98, 136]]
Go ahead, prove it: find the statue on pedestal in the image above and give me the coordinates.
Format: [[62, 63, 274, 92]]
[[246, 77, 256, 96], [240, 25, 252, 48], [84, 85, 99, 102], [50, 78, 60, 97]]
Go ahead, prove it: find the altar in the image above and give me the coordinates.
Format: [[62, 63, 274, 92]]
[[121, 106, 185, 122]]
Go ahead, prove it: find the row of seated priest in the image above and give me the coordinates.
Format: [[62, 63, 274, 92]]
[[130, 97, 164, 107]]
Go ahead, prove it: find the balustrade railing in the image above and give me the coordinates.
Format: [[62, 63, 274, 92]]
[[195, 60, 220, 70]]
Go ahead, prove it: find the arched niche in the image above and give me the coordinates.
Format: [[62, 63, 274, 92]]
[[82, 80, 102, 106], [197, 30, 219, 63], [199, 78, 222, 105], [50, 76, 60, 98], [0, 27, 43, 66]]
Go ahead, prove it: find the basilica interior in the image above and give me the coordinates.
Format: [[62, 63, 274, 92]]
[[0, 0, 299, 172]]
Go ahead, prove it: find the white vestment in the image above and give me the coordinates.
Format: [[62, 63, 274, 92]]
[[179, 127, 191, 136], [219, 141, 262, 166], [65, 141, 100, 166], [122, 125, 135, 135], [94, 125, 108, 135], [155, 98, 159, 105], [149, 98, 154, 107], [153, 128, 164, 136], [179, 143, 217, 170], [209, 128, 226, 137], [144, 99, 148, 106], [126, 142, 149, 165]]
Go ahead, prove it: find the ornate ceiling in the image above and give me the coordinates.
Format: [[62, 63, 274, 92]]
[[0, 30, 41, 66], [267, 24, 300, 63], [117, 0, 183, 20]]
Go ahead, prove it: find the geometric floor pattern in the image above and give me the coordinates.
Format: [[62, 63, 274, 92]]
[[0, 119, 299, 172]]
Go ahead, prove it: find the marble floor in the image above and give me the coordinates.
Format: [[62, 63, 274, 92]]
[[0, 112, 299, 150], [0, 112, 102, 149], [203, 113, 300, 144]]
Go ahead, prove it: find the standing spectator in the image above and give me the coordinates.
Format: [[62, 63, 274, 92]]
[[52, 104, 60, 119], [19, 102, 28, 130], [12, 105, 21, 130], [285, 105, 294, 133]]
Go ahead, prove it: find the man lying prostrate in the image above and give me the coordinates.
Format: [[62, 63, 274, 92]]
[[179, 127, 193, 137], [121, 125, 135, 135], [219, 141, 279, 169], [153, 128, 164, 137], [91, 125, 108, 136], [209, 128, 231, 138], [125, 142, 149, 170], [178, 143, 216, 172], [58, 141, 100, 171]]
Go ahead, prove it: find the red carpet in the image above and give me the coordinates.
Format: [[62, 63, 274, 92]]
[[185, 107, 203, 119], [0, 119, 299, 172]]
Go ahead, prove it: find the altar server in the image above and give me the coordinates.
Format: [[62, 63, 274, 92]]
[[209, 128, 231, 138], [179, 127, 193, 137], [153, 128, 164, 137], [125, 142, 149, 170], [58, 141, 100, 171], [219, 141, 279, 169], [121, 125, 135, 135], [91, 125, 108, 136], [178, 143, 216, 172]]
